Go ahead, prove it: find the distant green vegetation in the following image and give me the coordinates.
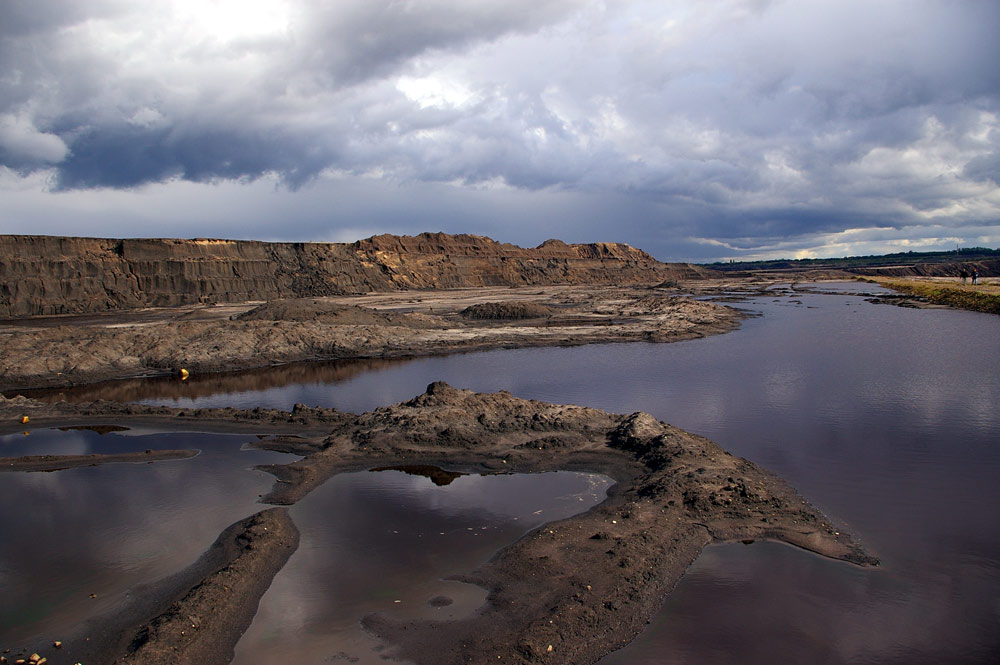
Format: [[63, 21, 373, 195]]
[[702, 247, 1000, 272], [872, 279, 1000, 315]]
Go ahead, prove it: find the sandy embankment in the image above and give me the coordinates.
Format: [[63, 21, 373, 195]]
[[0, 286, 742, 391], [0, 448, 198, 472], [0, 379, 878, 665]]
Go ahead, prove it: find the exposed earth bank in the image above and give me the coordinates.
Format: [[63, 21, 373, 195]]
[[0, 382, 878, 665], [0, 286, 742, 391], [0, 233, 717, 318]]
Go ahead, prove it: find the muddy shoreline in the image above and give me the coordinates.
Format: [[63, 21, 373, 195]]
[[0, 286, 743, 392], [1, 380, 877, 665], [0, 449, 198, 472]]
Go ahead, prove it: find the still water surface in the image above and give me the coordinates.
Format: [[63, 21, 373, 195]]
[[0, 429, 607, 663], [0, 429, 285, 647], [232, 470, 611, 664], [7, 284, 1000, 663]]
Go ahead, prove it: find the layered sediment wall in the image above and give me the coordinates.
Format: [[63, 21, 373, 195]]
[[848, 258, 1000, 278], [0, 233, 713, 318]]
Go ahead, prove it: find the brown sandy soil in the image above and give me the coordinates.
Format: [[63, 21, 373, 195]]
[[0, 383, 878, 665], [873, 275, 1000, 291], [0, 286, 742, 392], [117, 508, 299, 665], [0, 449, 198, 472], [9, 509, 299, 665]]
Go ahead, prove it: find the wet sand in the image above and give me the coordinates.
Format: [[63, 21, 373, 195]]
[[0, 449, 198, 472], [0, 381, 877, 665]]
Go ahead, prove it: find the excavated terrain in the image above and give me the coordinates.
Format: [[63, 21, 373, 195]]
[[0, 285, 742, 391], [0, 233, 717, 318]]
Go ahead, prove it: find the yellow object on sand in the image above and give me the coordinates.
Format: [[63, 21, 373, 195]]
[[179, 368, 190, 380]]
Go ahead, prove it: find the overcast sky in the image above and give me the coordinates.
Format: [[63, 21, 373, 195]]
[[1, 0, 998, 261]]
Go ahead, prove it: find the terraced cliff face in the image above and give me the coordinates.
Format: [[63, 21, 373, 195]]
[[0, 233, 714, 318], [848, 258, 1000, 278]]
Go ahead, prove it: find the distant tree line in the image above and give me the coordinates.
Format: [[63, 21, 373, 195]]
[[701, 247, 1000, 272]]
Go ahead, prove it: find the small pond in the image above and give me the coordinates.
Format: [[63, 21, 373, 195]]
[[0, 428, 608, 664]]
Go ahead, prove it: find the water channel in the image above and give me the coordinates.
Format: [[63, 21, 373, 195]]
[[0, 429, 608, 662], [5, 283, 1000, 663]]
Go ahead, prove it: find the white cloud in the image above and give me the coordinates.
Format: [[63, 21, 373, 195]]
[[0, 112, 69, 163]]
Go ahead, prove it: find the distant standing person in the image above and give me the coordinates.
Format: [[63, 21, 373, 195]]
[[972, 269, 979, 285], [960, 269, 969, 284]]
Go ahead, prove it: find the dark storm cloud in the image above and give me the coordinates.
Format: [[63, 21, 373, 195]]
[[0, 0, 121, 37], [53, 120, 345, 190], [963, 152, 1000, 186], [289, 0, 584, 86], [1, 0, 586, 189], [0, 0, 998, 259]]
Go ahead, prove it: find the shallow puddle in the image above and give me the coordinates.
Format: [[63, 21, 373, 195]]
[[232, 469, 612, 665], [0, 428, 288, 649]]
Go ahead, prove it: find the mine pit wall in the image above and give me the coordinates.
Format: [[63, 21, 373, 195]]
[[0, 233, 714, 319], [848, 258, 1000, 279]]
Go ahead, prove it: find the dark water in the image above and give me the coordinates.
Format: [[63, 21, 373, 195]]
[[0, 429, 287, 648], [232, 469, 611, 664], [0, 428, 607, 662], [6, 283, 1000, 663]]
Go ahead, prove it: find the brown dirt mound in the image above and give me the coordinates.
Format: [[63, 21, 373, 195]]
[[461, 301, 554, 320], [235, 299, 407, 325]]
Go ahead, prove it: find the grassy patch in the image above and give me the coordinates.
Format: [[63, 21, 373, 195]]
[[872, 279, 1000, 315]]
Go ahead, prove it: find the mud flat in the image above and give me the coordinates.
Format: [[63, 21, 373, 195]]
[[0, 448, 198, 472], [0, 382, 877, 665], [0, 286, 742, 392]]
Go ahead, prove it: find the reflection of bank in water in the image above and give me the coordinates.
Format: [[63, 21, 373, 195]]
[[8, 356, 409, 405]]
